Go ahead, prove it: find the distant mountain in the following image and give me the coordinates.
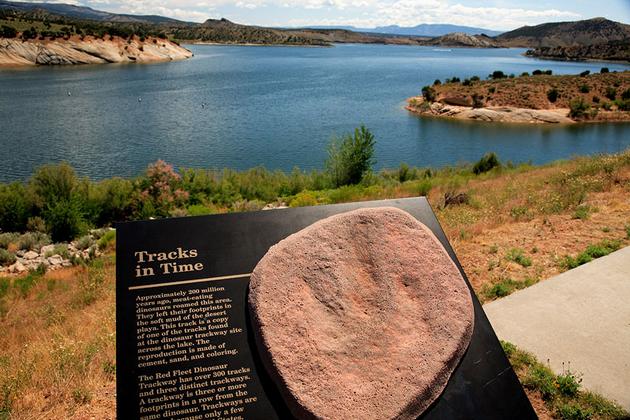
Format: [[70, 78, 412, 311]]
[[496, 17, 630, 48], [303, 24, 502, 37], [0, 0, 189, 25]]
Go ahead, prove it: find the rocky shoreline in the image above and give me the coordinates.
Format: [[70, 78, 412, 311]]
[[406, 98, 574, 124], [0, 229, 110, 274], [0, 35, 192, 66]]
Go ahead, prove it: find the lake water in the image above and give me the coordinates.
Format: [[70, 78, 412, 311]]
[[1, 44, 629, 182]]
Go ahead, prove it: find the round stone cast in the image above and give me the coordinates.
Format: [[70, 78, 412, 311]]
[[249, 207, 474, 420]]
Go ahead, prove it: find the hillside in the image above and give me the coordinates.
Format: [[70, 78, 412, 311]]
[[174, 18, 427, 46], [0, 0, 190, 25], [407, 70, 630, 123], [526, 40, 630, 63], [1, 152, 630, 419], [496, 17, 630, 48], [0, 35, 192, 65], [425, 32, 498, 48]]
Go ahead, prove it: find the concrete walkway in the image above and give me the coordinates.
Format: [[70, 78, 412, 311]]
[[483, 246, 630, 410]]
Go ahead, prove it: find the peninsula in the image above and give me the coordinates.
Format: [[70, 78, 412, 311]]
[[406, 70, 630, 124]]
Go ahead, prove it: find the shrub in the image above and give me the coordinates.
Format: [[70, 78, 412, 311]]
[[579, 84, 589, 93], [557, 403, 593, 420], [600, 67, 609, 73], [417, 180, 432, 196], [421, 85, 436, 102], [186, 204, 217, 216], [0, 25, 17, 38], [605, 87, 616, 100], [547, 88, 559, 103], [506, 248, 532, 267], [572, 205, 591, 220], [524, 364, 557, 400], [602, 101, 612, 111], [462, 78, 472, 86], [472, 152, 500, 175], [326, 125, 376, 187], [472, 94, 484, 108], [532, 69, 543, 75], [18, 232, 50, 251], [491, 70, 506, 79], [397, 163, 411, 182], [0, 233, 19, 249], [433, 79, 441, 86], [44, 198, 87, 242], [521, 72, 529, 77], [621, 88, 630, 101], [134, 160, 189, 218], [569, 98, 591, 119], [488, 86, 496, 94], [45, 243, 69, 259], [592, 96, 600, 104], [579, 70, 590, 77], [97, 230, 116, 250], [289, 191, 318, 207], [75, 235, 94, 251], [617, 99, 630, 111], [26, 216, 46, 233], [562, 240, 621, 269], [30, 162, 77, 206], [544, 70, 553, 75], [449, 76, 460, 83], [470, 76, 480, 81], [0, 182, 31, 233], [86, 178, 134, 226], [556, 371, 582, 398], [0, 249, 16, 266]]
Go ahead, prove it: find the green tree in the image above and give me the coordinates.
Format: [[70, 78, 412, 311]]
[[326, 126, 376, 187], [421, 85, 436, 102]]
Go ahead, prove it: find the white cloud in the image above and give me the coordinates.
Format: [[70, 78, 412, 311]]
[[21, 0, 585, 29], [286, 0, 582, 29]]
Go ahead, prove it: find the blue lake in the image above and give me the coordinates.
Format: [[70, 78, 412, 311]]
[[1, 44, 629, 182]]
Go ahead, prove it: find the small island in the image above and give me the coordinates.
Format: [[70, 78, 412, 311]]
[[406, 70, 630, 124]]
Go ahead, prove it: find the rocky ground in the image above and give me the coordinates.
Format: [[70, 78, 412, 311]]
[[0, 229, 110, 274], [0, 35, 192, 66]]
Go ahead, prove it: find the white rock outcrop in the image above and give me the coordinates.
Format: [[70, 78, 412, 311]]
[[0, 36, 193, 66]]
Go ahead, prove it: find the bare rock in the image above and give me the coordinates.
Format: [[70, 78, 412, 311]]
[[9, 261, 26, 274], [249, 207, 474, 420], [41, 244, 55, 255], [47, 255, 64, 266], [23, 250, 39, 260]]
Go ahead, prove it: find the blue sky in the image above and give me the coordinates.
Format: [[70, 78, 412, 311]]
[[29, 0, 630, 29]]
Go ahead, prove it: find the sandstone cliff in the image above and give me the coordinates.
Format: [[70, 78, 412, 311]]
[[0, 35, 192, 66]]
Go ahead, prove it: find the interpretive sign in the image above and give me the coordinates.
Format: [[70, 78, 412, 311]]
[[116, 197, 536, 419]]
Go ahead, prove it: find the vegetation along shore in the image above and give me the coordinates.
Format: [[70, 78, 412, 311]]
[[1, 126, 630, 417], [407, 69, 630, 123]]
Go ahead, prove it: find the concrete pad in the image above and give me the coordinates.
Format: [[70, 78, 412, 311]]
[[483, 246, 630, 410]]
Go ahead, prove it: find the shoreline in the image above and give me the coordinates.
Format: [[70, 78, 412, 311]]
[[405, 98, 576, 124]]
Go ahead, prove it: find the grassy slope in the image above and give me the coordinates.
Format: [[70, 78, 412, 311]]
[[1, 150, 630, 418]]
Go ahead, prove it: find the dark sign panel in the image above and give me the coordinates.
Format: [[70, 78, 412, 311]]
[[116, 197, 536, 419]]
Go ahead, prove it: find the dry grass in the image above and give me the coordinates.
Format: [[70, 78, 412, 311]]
[[0, 258, 115, 419], [1, 151, 630, 418]]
